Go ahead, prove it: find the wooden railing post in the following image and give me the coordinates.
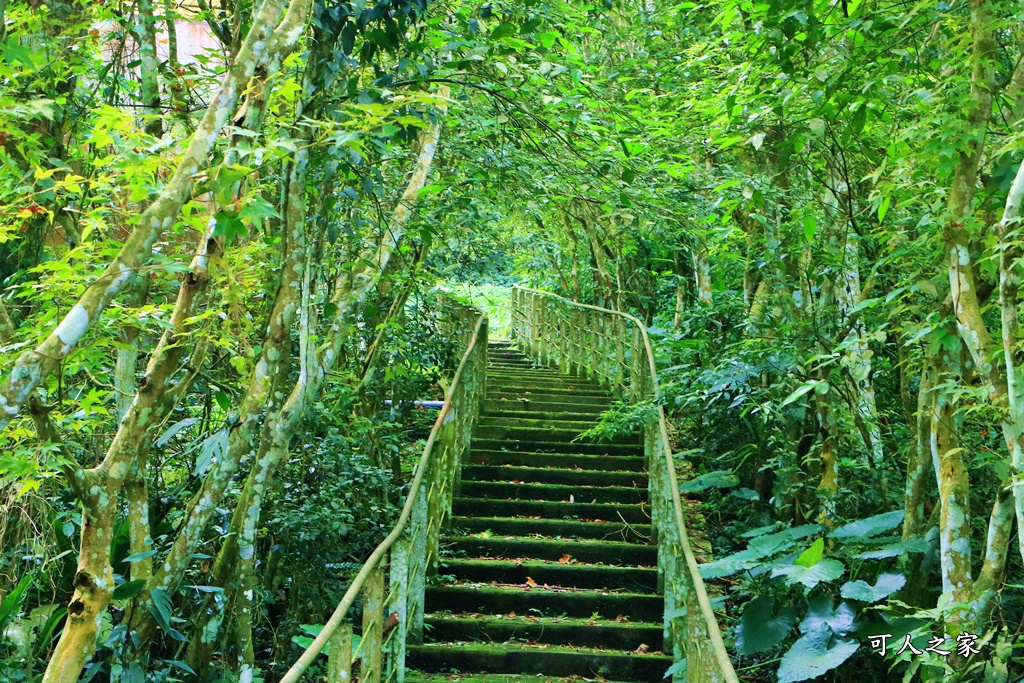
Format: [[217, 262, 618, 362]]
[[327, 622, 354, 683], [361, 566, 385, 683], [387, 540, 410, 683]]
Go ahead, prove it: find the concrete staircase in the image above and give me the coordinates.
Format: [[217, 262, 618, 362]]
[[407, 341, 668, 683]]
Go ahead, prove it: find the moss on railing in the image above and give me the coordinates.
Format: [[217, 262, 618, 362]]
[[510, 285, 738, 683], [280, 295, 487, 683]]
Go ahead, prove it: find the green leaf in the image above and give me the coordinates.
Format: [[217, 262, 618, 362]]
[[778, 629, 858, 683], [781, 381, 826, 407], [800, 595, 856, 637], [795, 538, 824, 567], [748, 524, 820, 556], [148, 588, 187, 641], [112, 579, 148, 601], [808, 118, 825, 136], [663, 659, 686, 678], [772, 558, 845, 589], [828, 510, 904, 541], [122, 550, 158, 563], [698, 548, 764, 580], [536, 31, 559, 48], [877, 195, 891, 222], [853, 537, 931, 560], [735, 596, 797, 655], [840, 572, 906, 603], [156, 417, 201, 448], [212, 211, 247, 245], [491, 22, 517, 39], [214, 391, 231, 411], [0, 573, 34, 625], [679, 470, 738, 493], [803, 215, 816, 242]]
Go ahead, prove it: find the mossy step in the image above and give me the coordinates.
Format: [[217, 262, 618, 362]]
[[489, 360, 552, 366], [442, 536, 657, 566], [451, 517, 652, 543], [487, 392, 610, 406], [459, 481, 647, 505], [407, 642, 671, 681], [472, 439, 643, 456], [424, 585, 663, 621], [488, 371, 603, 385], [481, 409, 603, 422], [484, 399, 605, 414], [453, 498, 650, 525], [438, 559, 657, 592], [474, 426, 637, 446], [407, 674, 634, 683], [466, 464, 647, 485], [477, 416, 602, 432], [423, 614, 663, 650], [487, 385, 610, 397], [467, 453, 645, 474]]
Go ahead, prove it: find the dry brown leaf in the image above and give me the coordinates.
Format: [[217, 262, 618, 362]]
[[615, 614, 628, 622], [558, 554, 572, 564], [634, 643, 649, 654], [525, 576, 538, 588]]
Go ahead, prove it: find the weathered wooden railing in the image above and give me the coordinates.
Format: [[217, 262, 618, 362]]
[[511, 285, 739, 683], [280, 296, 486, 683]]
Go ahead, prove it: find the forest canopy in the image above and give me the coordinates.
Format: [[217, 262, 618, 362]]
[[2, 0, 1024, 680]]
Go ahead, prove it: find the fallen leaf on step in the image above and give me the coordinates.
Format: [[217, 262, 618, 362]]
[[507, 611, 516, 618], [634, 643, 649, 654], [525, 576, 538, 588], [569, 494, 575, 503], [615, 614, 628, 622], [558, 554, 572, 564]]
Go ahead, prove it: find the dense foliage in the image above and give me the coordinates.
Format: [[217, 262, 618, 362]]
[[3, 0, 1024, 680]]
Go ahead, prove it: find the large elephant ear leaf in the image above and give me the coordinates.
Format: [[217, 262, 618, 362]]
[[841, 572, 906, 603], [777, 624, 859, 683], [735, 596, 798, 655], [828, 510, 904, 541]]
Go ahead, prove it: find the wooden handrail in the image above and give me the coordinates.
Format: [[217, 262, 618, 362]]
[[511, 285, 739, 683], [279, 305, 486, 683]]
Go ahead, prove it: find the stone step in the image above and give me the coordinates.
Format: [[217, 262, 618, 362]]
[[424, 585, 663, 621], [473, 426, 638, 446], [452, 498, 651, 525], [462, 465, 647, 487], [471, 438, 643, 456], [477, 416, 601, 432], [467, 452, 646, 474], [408, 642, 671, 682], [484, 398, 606, 413], [438, 559, 658, 592], [481, 409, 603, 422], [423, 615, 663, 651], [487, 385, 610, 397], [442, 535, 657, 566], [451, 517, 652, 543], [459, 481, 647, 505]]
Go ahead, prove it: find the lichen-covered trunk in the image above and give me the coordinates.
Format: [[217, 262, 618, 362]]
[[181, 87, 450, 675], [693, 237, 712, 305], [0, 0, 289, 432], [814, 388, 839, 526], [0, 299, 13, 343], [996, 158, 1024, 568], [42, 231, 218, 682]]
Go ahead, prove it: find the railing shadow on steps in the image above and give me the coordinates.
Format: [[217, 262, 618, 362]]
[[511, 285, 740, 683], [280, 296, 487, 683]]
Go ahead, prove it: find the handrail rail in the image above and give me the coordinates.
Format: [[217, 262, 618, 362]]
[[280, 299, 487, 683], [511, 285, 738, 683]]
